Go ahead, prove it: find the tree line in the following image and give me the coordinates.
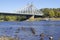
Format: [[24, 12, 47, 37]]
[[0, 15, 26, 21], [40, 8, 60, 18]]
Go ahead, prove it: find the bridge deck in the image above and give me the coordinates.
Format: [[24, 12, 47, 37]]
[[0, 12, 43, 16]]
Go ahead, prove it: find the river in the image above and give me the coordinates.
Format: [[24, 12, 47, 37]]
[[0, 21, 60, 40]]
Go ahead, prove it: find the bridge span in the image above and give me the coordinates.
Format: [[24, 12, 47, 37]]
[[0, 4, 44, 21]]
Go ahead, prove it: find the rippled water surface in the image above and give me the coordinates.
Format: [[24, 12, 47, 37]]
[[0, 21, 60, 40]]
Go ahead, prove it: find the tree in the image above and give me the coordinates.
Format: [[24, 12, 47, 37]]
[[17, 16, 26, 21], [49, 10, 55, 17], [5, 15, 17, 21], [0, 14, 4, 21], [41, 8, 50, 17], [56, 11, 60, 17]]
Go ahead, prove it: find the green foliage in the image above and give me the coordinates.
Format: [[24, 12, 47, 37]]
[[0, 15, 27, 21], [41, 8, 60, 18], [56, 11, 60, 17], [5, 15, 17, 21], [0, 14, 5, 21], [17, 16, 26, 21], [49, 10, 55, 17], [0, 15, 4, 20], [41, 8, 50, 17]]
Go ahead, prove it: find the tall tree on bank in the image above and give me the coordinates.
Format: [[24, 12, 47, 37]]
[[49, 10, 55, 18]]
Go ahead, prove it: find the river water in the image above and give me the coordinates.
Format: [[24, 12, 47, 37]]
[[0, 21, 60, 40]]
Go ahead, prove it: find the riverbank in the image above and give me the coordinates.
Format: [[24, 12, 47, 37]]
[[35, 18, 60, 21], [0, 18, 60, 22], [48, 18, 60, 21]]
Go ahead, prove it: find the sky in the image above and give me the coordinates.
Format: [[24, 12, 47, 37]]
[[0, 0, 60, 12]]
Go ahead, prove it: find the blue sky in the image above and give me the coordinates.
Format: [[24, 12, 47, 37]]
[[0, 0, 60, 12]]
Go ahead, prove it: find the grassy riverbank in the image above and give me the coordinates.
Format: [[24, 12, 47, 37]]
[[35, 18, 60, 21]]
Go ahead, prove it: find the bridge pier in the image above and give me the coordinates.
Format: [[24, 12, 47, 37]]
[[27, 15, 34, 21]]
